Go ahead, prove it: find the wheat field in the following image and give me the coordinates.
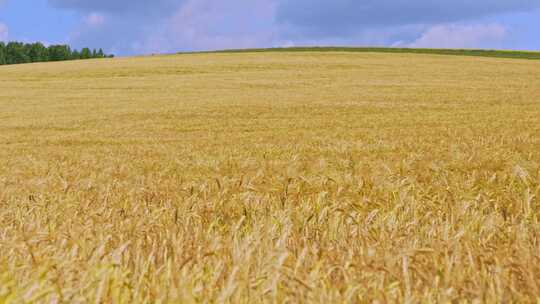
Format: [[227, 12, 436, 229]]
[[1, 51, 540, 303]]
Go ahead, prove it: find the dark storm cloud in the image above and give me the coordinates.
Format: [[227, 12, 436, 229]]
[[276, 0, 540, 35]]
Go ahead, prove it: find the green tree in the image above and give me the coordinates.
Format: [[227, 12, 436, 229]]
[[48, 45, 72, 61], [71, 49, 81, 60], [6, 42, 30, 64], [0, 42, 6, 65], [0, 41, 112, 65], [28, 42, 48, 62], [80, 47, 92, 59]]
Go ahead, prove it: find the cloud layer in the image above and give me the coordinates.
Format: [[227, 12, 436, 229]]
[[38, 0, 540, 54], [406, 24, 507, 49], [140, 0, 277, 53], [48, 0, 181, 16], [276, 1, 539, 35], [0, 23, 8, 42]]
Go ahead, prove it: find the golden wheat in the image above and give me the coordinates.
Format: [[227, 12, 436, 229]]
[[1, 52, 540, 303]]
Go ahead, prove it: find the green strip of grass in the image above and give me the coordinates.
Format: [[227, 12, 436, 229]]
[[184, 47, 540, 60]]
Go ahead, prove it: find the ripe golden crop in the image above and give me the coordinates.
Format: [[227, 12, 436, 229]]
[[1, 52, 540, 302]]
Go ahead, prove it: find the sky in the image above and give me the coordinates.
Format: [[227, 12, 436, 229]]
[[0, 0, 539, 56]]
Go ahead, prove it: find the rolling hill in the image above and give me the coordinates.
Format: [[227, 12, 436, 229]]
[[1, 49, 540, 302]]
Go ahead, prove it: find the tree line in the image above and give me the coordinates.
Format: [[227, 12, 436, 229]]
[[0, 41, 114, 66]]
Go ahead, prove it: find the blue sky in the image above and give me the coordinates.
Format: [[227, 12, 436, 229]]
[[0, 0, 539, 55]]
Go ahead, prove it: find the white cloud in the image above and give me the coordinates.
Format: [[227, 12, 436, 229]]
[[85, 13, 106, 27], [137, 0, 278, 54], [59, 0, 534, 55], [0, 23, 8, 42], [276, 1, 538, 37], [405, 24, 507, 49]]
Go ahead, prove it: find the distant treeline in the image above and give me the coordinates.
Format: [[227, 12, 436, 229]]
[[0, 41, 114, 66]]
